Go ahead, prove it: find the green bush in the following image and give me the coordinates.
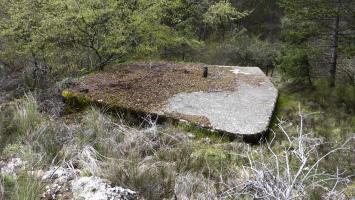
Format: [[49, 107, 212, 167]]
[[277, 47, 312, 85]]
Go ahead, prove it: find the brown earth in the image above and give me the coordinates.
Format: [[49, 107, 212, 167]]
[[69, 63, 237, 113]]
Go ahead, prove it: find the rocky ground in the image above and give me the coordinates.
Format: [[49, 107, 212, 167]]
[[0, 158, 138, 200]]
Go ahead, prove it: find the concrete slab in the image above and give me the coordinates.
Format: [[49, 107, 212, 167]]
[[161, 67, 278, 136], [63, 63, 278, 141]]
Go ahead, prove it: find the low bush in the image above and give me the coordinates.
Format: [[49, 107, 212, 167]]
[[277, 47, 312, 85]]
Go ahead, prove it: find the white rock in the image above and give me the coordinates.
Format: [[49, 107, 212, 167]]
[[42, 166, 76, 185], [71, 176, 136, 200], [0, 158, 27, 176]]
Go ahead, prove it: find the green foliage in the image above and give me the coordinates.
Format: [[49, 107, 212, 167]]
[[3, 173, 44, 200], [237, 0, 283, 40], [277, 47, 312, 84], [2, 175, 16, 199], [203, 0, 249, 30], [275, 85, 354, 143], [188, 35, 281, 74], [160, 0, 250, 60], [189, 145, 230, 174], [5, 172, 44, 200], [278, 0, 355, 86], [0, 0, 175, 72], [336, 84, 355, 110], [344, 183, 355, 199], [2, 144, 27, 161]]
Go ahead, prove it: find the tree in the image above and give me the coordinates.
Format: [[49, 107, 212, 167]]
[[232, 0, 284, 40], [0, 0, 173, 72], [159, 0, 250, 60], [203, 0, 250, 40], [278, 0, 355, 87]]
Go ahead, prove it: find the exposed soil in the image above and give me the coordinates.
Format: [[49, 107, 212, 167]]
[[69, 63, 237, 113]]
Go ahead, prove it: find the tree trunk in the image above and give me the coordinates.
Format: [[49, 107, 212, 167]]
[[329, 2, 340, 87]]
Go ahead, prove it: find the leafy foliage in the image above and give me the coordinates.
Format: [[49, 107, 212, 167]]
[[277, 47, 312, 84], [278, 0, 355, 86], [203, 0, 249, 30], [0, 0, 174, 71]]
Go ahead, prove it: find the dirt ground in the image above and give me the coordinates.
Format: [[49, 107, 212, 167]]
[[69, 62, 237, 113]]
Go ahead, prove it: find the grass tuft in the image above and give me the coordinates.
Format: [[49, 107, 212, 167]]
[[12, 94, 41, 136]]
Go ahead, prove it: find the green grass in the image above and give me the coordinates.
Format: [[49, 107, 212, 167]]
[[2, 173, 44, 200], [274, 83, 355, 141], [272, 83, 355, 176]]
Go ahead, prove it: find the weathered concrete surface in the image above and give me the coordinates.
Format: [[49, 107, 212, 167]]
[[63, 64, 278, 141], [161, 66, 278, 137]]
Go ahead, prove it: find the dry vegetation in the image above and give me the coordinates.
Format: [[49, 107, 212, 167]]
[[0, 95, 353, 199]]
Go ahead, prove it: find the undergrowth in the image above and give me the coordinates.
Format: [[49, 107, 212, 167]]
[[0, 94, 353, 199]]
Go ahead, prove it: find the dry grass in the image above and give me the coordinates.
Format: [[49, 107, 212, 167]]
[[12, 94, 41, 136], [0, 97, 352, 200]]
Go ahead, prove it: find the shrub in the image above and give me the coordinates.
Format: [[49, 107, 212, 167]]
[[162, 35, 281, 75], [277, 47, 312, 85]]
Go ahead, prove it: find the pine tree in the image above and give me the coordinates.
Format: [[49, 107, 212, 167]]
[[278, 0, 355, 86]]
